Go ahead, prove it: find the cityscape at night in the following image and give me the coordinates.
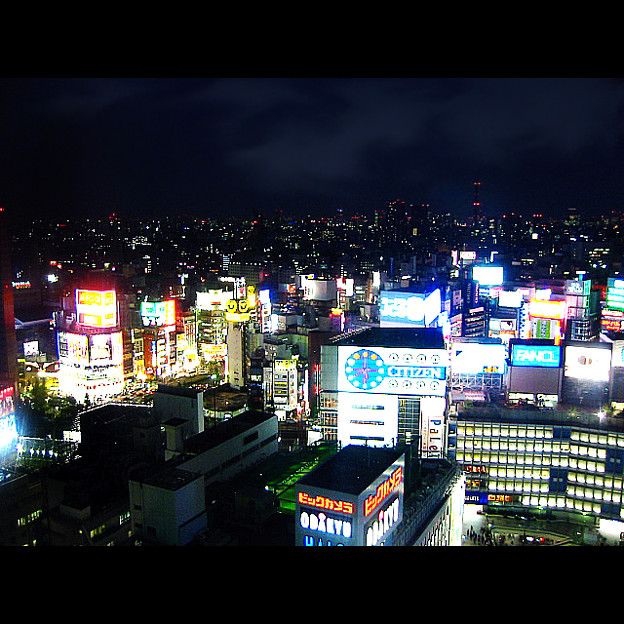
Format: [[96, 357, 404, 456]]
[[3, 77, 624, 547]]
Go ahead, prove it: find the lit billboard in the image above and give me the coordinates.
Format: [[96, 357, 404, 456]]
[[472, 266, 504, 286], [141, 300, 176, 327], [337, 392, 399, 449], [419, 396, 446, 459], [607, 278, 624, 311], [450, 342, 506, 375], [338, 345, 447, 397], [564, 345, 612, 382], [89, 332, 123, 366], [57, 332, 89, 365], [529, 299, 567, 320], [497, 290, 523, 308], [75, 289, 117, 328], [511, 344, 561, 368], [379, 289, 442, 328], [602, 308, 624, 332]]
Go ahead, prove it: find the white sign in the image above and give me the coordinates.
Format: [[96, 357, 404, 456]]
[[337, 392, 398, 449], [419, 396, 446, 458], [366, 498, 400, 546], [564, 345, 612, 382], [450, 342, 506, 375]]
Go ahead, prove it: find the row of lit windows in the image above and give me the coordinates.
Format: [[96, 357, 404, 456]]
[[459, 439, 570, 453], [456, 451, 605, 472], [459, 439, 610, 459], [17, 509, 42, 527], [489, 485, 624, 517], [458, 424, 624, 448], [459, 425, 553, 439]]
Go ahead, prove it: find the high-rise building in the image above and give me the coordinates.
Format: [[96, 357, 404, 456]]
[[0, 207, 17, 395]]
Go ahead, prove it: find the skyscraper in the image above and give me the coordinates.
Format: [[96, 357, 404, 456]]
[[0, 207, 17, 396]]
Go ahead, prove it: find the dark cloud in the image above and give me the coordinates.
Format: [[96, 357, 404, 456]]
[[1, 77, 624, 222]]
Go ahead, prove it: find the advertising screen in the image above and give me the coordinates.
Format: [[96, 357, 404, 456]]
[[472, 266, 504, 286], [89, 332, 123, 366], [564, 345, 612, 382], [607, 278, 624, 311], [379, 289, 442, 328], [141, 300, 176, 326], [529, 299, 567, 320], [602, 308, 624, 332], [76, 289, 117, 328], [511, 344, 561, 368], [419, 396, 446, 458], [451, 342, 506, 375], [498, 290, 523, 308], [337, 392, 399, 449], [57, 332, 89, 365], [338, 345, 447, 397]]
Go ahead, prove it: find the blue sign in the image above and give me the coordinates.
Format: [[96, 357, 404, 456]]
[[379, 289, 442, 327], [344, 348, 445, 392], [511, 344, 561, 368]]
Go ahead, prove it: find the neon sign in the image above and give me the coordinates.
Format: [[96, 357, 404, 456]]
[[76, 289, 117, 328], [299, 511, 352, 539], [141, 300, 176, 327], [529, 299, 566, 320], [366, 497, 400, 546], [511, 344, 561, 368], [298, 491, 354, 515], [363, 466, 403, 517]]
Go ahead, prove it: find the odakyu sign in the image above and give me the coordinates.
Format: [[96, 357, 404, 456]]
[[379, 289, 442, 328], [338, 346, 448, 397]]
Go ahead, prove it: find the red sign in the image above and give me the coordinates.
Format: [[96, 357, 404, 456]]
[[363, 466, 403, 517], [298, 492, 354, 515]]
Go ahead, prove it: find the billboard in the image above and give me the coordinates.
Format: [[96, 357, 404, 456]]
[[379, 289, 443, 328], [511, 344, 561, 368], [75, 289, 117, 328], [337, 392, 399, 449], [141, 300, 176, 327], [338, 345, 447, 397], [57, 332, 89, 365], [419, 396, 446, 459], [564, 345, 612, 382], [529, 299, 567, 320], [498, 290, 523, 308], [451, 342, 506, 375], [472, 266, 504, 286], [602, 308, 624, 332], [89, 332, 123, 366], [607, 278, 624, 311]]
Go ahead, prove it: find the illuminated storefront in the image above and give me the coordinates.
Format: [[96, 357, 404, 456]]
[[295, 446, 405, 546]]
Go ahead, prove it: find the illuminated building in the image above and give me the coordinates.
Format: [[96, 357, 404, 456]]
[[449, 407, 624, 527], [295, 445, 465, 546], [56, 287, 125, 404], [195, 289, 229, 367], [295, 446, 406, 546], [0, 207, 17, 396], [320, 327, 448, 456], [139, 299, 178, 379]]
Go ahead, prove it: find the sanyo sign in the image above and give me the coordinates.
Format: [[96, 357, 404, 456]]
[[511, 344, 561, 368], [380, 289, 442, 328]]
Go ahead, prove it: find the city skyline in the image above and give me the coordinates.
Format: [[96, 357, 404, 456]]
[[2, 77, 624, 223]]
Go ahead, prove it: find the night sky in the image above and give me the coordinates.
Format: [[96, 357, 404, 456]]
[[2, 77, 624, 223]]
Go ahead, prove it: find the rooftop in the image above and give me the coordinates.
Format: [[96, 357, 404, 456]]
[[183, 410, 276, 455], [297, 445, 404, 495], [331, 327, 445, 350]]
